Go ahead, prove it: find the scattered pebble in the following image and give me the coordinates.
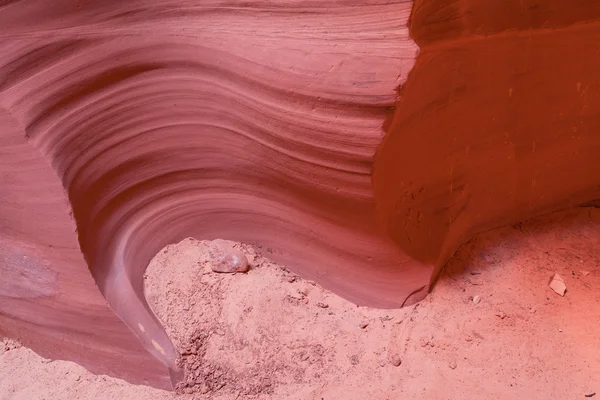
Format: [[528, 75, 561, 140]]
[[472, 331, 484, 340], [581, 271, 591, 277], [390, 355, 402, 367], [184, 387, 194, 394], [208, 239, 249, 273], [549, 273, 567, 296], [585, 393, 596, 398], [468, 276, 483, 285], [136, 235, 593, 399]]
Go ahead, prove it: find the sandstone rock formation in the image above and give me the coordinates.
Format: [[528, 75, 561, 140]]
[[375, 0, 600, 281], [2, 0, 600, 391], [0, 0, 420, 389]]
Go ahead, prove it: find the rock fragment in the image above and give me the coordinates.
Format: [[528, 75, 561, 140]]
[[390, 355, 402, 367], [359, 321, 369, 329], [472, 295, 481, 304], [208, 239, 249, 273], [549, 273, 567, 296]]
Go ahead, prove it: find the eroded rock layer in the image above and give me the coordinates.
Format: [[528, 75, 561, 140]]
[[375, 0, 600, 280], [0, 0, 422, 389]]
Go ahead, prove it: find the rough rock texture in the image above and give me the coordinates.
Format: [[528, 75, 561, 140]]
[[0, 0, 419, 389], [0, 338, 21, 356], [374, 0, 600, 281], [207, 239, 249, 274]]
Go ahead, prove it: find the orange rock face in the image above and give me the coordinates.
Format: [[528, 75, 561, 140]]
[[3, 0, 600, 390], [375, 0, 600, 281], [0, 0, 421, 389]]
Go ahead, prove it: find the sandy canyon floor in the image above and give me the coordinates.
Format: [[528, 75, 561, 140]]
[[2, 208, 600, 399]]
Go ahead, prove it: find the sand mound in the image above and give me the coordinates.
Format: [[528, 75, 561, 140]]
[[142, 208, 600, 399], [2, 208, 599, 399]]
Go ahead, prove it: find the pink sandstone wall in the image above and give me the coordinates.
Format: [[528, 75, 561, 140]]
[[3, 0, 600, 389], [0, 0, 421, 389]]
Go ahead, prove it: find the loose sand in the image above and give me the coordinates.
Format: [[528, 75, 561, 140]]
[[2, 208, 599, 399]]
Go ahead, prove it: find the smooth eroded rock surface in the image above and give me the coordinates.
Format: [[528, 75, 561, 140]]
[[0, 0, 420, 389]]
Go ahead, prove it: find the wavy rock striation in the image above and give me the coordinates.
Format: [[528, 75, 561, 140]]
[[0, 0, 422, 389]]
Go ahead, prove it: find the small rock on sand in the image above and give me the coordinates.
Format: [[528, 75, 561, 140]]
[[390, 355, 402, 367], [449, 361, 457, 369], [549, 273, 567, 296], [208, 239, 249, 273], [472, 295, 481, 304], [495, 311, 507, 319], [359, 321, 369, 329]]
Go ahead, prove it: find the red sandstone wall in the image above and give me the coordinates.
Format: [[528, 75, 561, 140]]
[[375, 0, 600, 280], [0, 0, 421, 389], [3, 0, 600, 389]]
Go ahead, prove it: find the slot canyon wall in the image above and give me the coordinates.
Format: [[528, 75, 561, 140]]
[[375, 0, 600, 280], [0, 0, 422, 390], [2, 0, 600, 391]]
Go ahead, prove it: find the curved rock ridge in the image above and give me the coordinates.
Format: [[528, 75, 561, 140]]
[[0, 0, 421, 389]]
